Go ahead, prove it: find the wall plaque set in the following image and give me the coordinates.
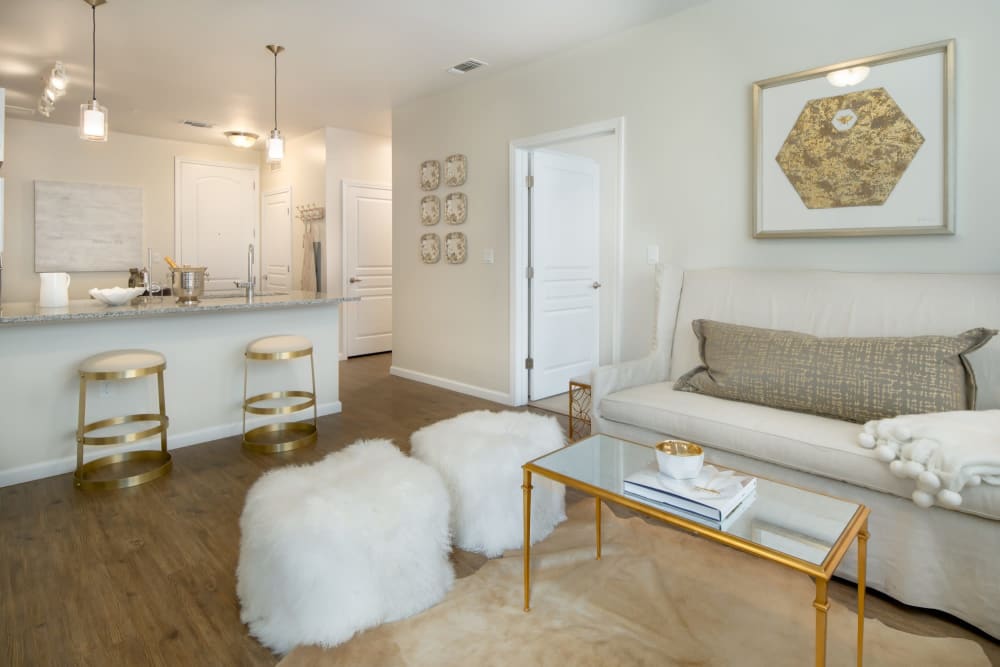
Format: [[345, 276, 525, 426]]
[[418, 154, 467, 263]]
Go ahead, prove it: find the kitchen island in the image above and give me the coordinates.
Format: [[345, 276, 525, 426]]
[[0, 291, 352, 486]]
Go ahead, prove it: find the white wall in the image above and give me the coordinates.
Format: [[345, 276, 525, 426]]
[[391, 0, 1000, 401], [260, 128, 327, 290], [1, 118, 260, 302]]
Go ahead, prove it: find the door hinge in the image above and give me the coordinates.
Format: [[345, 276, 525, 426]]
[[526, 266, 534, 280], [525, 175, 534, 189], [525, 357, 534, 370]]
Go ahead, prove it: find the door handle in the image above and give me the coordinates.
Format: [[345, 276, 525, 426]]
[[349, 277, 362, 283], [592, 281, 602, 289]]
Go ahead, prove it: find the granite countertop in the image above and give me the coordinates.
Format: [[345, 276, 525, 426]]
[[0, 291, 356, 326]]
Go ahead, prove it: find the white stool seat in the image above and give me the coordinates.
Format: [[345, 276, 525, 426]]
[[80, 349, 165, 375], [237, 438, 454, 654], [411, 410, 566, 557], [246, 335, 312, 356]]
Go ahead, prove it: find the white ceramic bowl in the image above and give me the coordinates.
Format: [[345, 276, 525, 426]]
[[655, 440, 705, 480], [89, 287, 145, 306]]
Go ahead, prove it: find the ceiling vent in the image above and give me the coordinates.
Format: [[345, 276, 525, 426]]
[[181, 119, 215, 129], [448, 58, 488, 74]]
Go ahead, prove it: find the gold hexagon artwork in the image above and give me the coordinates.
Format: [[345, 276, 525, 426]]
[[775, 87, 924, 209]]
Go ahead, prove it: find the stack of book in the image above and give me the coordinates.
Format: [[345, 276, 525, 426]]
[[623, 464, 757, 531]]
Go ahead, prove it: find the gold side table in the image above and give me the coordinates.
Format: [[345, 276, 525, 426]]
[[568, 376, 591, 441], [242, 335, 318, 453], [75, 349, 172, 490]]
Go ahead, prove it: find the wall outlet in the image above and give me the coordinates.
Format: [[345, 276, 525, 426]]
[[483, 248, 495, 264], [99, 381, 113, 398], [647, 245, 659, 264]]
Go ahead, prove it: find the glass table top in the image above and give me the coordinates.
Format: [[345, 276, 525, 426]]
[[527, 433, 863, 567]]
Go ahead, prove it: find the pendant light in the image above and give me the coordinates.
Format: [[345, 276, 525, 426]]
[[79, 0, 108, 142], [266, 44, 285, 163]]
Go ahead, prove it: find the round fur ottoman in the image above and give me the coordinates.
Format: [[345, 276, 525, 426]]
[[236, 438, 454, 655], [411, 410, 566, 558]]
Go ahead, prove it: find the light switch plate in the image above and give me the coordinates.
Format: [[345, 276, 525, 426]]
[[647, 245, 659, 264], [483, 248, 495, 264]]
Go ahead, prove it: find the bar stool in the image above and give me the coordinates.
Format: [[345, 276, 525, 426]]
[[75, 349, 172, 490], [242, 335, 318, 453]]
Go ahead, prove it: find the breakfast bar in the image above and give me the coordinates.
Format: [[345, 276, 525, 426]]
[[0, 291, 351, 486]]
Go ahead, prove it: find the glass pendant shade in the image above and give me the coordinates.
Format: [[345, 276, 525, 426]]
[[80, 99, 108, 141], [266, 129, 284, 163], [49, 63, 68, 92]]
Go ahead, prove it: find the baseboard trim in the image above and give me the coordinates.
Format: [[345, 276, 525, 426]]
[[389, 366, 512, 405], [0, 401, 343, 488]]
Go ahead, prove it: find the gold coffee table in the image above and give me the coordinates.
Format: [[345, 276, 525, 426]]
[[522, 433, 869, 667]]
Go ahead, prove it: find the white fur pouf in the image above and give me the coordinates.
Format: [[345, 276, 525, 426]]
[[411, 410, 566, 558], [236, 439, 454, 655]]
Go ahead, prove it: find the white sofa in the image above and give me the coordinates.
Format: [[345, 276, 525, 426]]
[[592, 266, 1000, 639]]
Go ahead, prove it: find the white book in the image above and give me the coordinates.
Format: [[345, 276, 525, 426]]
[[623, 464, 757, 521], [624, 490, 757, 532]]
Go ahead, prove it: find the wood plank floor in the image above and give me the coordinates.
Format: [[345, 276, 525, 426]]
[[1, 353, 997, 665]]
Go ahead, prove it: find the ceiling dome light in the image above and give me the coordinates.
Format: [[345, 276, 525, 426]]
[[826, 66, 871, 87], [79, 0, 109, 142], [225, 131, 259, 148], [265, 44, 285, 164]]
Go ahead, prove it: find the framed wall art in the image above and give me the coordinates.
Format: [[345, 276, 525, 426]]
[[420, 195, 440, 226], [444, 154, 467, 186], [445, 192, 467, 224], [445, 232, 467, 264], [420, 233, 440, 264], [420, 160, 440, 191], [752, 39, 955, 238]]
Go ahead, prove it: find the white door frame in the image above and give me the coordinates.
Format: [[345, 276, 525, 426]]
[[261, 185, 292, 291], [341, 179, 393, 359], [509, 117, 625, 406], [173, 157, 261, 269]]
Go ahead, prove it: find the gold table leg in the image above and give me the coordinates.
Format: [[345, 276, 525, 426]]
[[857, 521, 869, 667], [522, 468, 532, 612], [814, 578, 829, 667], [595, 497, 602, 560]]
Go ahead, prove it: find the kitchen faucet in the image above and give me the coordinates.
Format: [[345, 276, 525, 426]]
[[234, 243, 256, 303]]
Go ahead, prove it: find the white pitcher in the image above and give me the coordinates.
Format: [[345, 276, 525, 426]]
[[39, 272, 71, 308]]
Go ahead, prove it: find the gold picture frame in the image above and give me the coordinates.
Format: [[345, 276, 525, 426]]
[[752, 39, 955, 238]]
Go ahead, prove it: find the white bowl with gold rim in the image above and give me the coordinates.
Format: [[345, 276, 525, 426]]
[[655, 440, 705, 480]]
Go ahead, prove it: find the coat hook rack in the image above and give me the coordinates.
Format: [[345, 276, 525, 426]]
[[296, 204, 325, 222]]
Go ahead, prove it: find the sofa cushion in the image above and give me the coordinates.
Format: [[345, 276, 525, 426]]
[[600, 382, 1000, 521], [674, 320, 995, 424]]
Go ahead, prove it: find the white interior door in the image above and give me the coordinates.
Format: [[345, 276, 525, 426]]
[[176, 159, 259, 292], [529, 149, 600, 400], [343, 182, 392, 357], [261, 189, 292, 292]]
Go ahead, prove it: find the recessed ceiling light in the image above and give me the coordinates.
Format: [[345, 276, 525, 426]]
[[448, 58, 488, 74], [224, 131, 259, 148]]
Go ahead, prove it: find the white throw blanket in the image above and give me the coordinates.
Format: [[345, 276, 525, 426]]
[[858, 410, 1000, 509]]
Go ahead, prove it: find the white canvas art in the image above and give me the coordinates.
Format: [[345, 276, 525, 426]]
[[34, 180, 143, 272]]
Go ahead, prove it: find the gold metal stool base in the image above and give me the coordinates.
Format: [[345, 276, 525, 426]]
[[74, 449, 173, 490], [243, 421, 318, 454], [242, 336, 318, 454]]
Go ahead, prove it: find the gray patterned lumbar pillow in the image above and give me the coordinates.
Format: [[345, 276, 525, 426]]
[[674, 320, 996, 424]]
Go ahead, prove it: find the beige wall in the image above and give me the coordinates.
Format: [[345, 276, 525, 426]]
[[391, 0, 1000, 402], [1, 118, 260, 302], [259, 128, 327, 291]]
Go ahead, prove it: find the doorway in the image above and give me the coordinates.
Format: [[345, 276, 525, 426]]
[[342, 181, 393, 357], [510, 119, 624, 406], [261, 188, 292, 291], [175, 158, 260, 292]]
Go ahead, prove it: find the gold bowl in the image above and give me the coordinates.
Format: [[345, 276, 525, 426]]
[[655, 440, 705, 479]]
